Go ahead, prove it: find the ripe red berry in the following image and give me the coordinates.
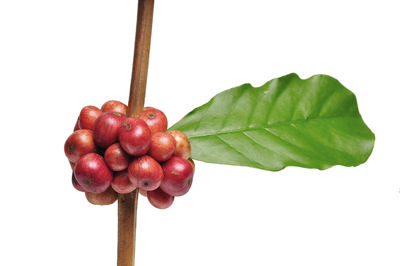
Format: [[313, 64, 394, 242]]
[[94, 112, 126, 148], [161, 156, 194, 196], [72, 174, 85, 192], [104, 143, 130, 171], [111, 170, 136, 194], [168, 131, 191, 159], [74, 153, 113, 193], [139, 107, 168, 134], [148, 132, 176, 162], [147, 188, 174, 209], [118, 118, 151, 156], [64, 129, 97, 163], [79, 106, 102, 131], [85, 186, 118, 205], [128, 155, 163, 191], [101, 100, 127, 115]]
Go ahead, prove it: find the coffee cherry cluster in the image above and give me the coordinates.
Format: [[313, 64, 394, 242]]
[[64, 100, 194, 209]]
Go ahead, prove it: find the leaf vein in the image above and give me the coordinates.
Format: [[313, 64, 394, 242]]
[[188, 115, 360, 138], [219, 88, 245, 130], [261, 128, 328, 166], [215, 135, 266, 169]]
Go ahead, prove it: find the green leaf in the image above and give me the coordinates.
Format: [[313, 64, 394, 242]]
[[169, 73, 375, 171]]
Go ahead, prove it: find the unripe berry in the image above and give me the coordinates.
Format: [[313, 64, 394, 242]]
[[79, 106, 103, 131], [104, 143, 130, 171], [147, 188, 174, 209], [161, 156, 194, 196], [128, 155, 163, 191], [169, 131, 191, 159], [85, 187, 118, 205], [64, 129, 97, 164], [94, 112, 126, 148], [118, 118, 151, 156], [148, 132, 176, 162], [111, 170, 136, 194], [101, 100, 127, 115], [139, 107, 168, 134], [74, 153, 113, 193]]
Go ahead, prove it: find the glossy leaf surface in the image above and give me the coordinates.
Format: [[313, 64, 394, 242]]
[[169, 74, 375, 171]]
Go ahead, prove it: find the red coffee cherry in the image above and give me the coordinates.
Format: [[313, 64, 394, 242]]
[[85, 186, 118, 205], [147, 188, 174, 209], [168, 131, 191, 160], [112, 170, 136, 194], [128, 155, 163, 191], [139, 107, 168, 134], [64, 129, 97, 164], [104, 143, 130, 171], [72, 174, 85, 192], [79, 106, 102, 131], [161, 156, 194, 196], [148, 132, 176, 162], [74, 153, 113, 193], [118, 118, 151, 156], [94, 112, 126, 148], [101, 100, 127, 115]]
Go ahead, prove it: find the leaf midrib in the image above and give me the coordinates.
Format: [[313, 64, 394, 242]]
[[188, 114, 361, 138]]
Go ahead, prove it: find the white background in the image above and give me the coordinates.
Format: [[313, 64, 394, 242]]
[[0, 0, 399, 265]]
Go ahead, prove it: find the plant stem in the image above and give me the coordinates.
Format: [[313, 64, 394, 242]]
[[117, 0, 155, 266], [127, 0, 155, 117]]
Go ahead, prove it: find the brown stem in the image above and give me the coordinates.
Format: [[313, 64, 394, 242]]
[[127, 0, 155, 117], [117, 192, 139, 266], [118, 0, 155, 266]]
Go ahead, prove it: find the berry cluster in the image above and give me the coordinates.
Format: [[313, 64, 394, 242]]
[[64, 100, 194, 209]]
